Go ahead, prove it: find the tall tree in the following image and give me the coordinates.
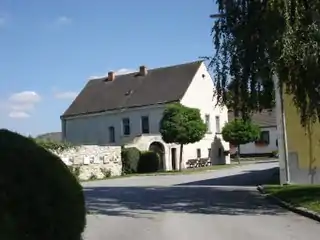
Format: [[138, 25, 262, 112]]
[[208, 0, 320, 127], [159, 103, 207, 171], [221, 119, 260, 163]]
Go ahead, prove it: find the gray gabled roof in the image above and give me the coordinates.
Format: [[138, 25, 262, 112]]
[[61, 60, 203, 118], [228, 109, 277, 127]]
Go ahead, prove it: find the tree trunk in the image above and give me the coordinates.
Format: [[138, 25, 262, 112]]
[[179, 144, 184, 171], [236, 144, 241, 164]]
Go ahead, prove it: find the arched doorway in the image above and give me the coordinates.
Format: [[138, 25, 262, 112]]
[[149, 142, 165, 171]]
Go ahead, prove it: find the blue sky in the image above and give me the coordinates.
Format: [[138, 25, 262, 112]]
[[0, 0, 217, 136]]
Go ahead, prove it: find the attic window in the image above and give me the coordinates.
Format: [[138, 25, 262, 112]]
[[125, 90, 133, 96]]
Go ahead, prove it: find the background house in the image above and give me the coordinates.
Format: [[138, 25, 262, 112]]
[[228, 109, 278, 157], [61, 61, 230, 171]]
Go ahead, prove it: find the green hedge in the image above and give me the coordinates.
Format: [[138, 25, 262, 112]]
[[0, 129, 86, 240], [30, 137, 74, 153], [121, 147, 141, 174], [138, 151, 160, 173]]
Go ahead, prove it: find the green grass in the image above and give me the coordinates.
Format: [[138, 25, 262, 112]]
[[264, 185, 320, 213]]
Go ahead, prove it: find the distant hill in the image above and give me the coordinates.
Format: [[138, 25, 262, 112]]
[[36, 132, 62, 142]]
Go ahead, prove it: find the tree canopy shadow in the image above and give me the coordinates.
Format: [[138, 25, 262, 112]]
[[84, 185, 284, 219], [175, 167, 280, 187]]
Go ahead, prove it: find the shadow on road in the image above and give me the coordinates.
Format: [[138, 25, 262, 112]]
[[85, 167, 283, 218], [176, 167, 280, 187]]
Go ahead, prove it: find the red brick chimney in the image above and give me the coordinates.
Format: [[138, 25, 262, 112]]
[[108, 71, 115, 81], [139, 65, 147, 76]]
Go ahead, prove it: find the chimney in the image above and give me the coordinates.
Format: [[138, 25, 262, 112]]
[[108, 71, 115, 81], [139, 65, 147, 76]]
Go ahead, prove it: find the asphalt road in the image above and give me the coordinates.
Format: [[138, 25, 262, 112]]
[[83, 162, 320, 240]]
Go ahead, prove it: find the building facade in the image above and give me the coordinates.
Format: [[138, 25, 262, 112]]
[[61, 61, 230, 170]]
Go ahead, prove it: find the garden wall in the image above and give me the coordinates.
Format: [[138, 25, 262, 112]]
[[53, 145, 122, 181]]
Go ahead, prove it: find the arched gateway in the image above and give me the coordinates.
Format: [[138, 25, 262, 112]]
[[149, 142, 165, 170]]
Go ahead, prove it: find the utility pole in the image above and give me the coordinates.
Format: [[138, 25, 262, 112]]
[[209, 12, 291, 184]]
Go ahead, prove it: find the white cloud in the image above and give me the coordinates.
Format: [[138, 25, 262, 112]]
[[55, 16, 72, 26], [9, 91, 41, 103], [1, 91, 41, 119], [54, 91, 78, 100], [9, 111, 30, 119], [89, 68, 135, 79]]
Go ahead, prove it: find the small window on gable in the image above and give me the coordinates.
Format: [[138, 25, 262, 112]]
[[205, 114, 211, 133], [215, 116, 221, 133]]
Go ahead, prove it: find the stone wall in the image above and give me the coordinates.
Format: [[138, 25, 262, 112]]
[[54, 145, 122, 181]]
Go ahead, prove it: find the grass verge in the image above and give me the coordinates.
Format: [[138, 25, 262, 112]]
[[264, 185, 320, 213]]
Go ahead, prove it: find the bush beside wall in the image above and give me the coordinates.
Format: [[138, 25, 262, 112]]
[[121, 147, 141, 174]]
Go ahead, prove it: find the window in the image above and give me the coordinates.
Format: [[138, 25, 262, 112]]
[[141, 116, 150, 134], [208, 148, 211, 157], [276, 139, 278, 147], [196, 148, 201, 158], [215, 116, 221, 133], [205, 114, 211, 132], [108, 126, 115, 143], [256, 131, 270, 145], [122, 118, 130, 135]]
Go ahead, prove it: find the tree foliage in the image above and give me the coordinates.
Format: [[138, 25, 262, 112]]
[[160, 103, 207, 170], [222, 119, 260, 146], [209, 0, 320, 126], [160, 103, 207, 144]]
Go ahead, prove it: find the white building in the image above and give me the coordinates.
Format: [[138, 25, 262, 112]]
[[228, 109, 278, 157], [61, 61, 230, 170]]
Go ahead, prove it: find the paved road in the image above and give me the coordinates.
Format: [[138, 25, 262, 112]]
[[83, 162, 320, 240]]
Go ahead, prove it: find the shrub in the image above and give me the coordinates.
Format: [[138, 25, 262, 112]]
[[272, 150, 279, 157], [89, 173, 98, 181], [100, 168, 112, 178], [121, 147, 140, 174], [138, 151, 160, 173], [0, 129, 86, 240], [68, 166, 81, 179]]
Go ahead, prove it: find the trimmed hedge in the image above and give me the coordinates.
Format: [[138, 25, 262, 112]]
[[31, 137, 75, 153], [121, 147, 140, 174], [0, 129, 86, 240], [138, 151, 160, 173]]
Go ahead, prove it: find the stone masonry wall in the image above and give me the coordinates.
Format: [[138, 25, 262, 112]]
[[53, 145, 122, 181]]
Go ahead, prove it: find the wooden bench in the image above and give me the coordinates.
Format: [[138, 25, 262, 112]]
[[186, 159, 198, 168], [186, 158, 211, 168], [198, 158, 211, 167]]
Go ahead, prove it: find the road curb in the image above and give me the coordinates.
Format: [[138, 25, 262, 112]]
[[257, 185, 320, 223]]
